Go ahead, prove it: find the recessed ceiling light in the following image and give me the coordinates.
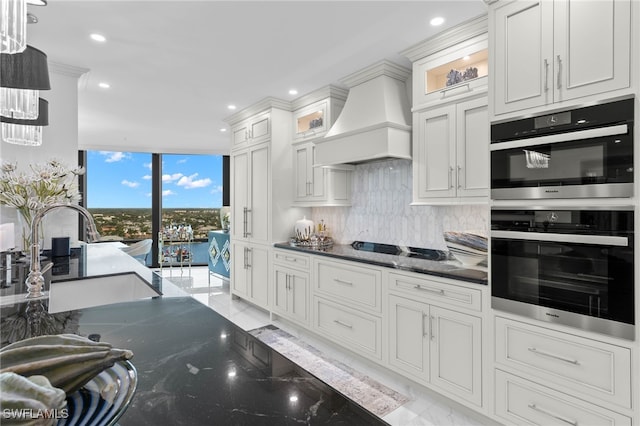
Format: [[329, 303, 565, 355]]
[[98, 82, 110, 89], [430, 17, 445, 26], [90, 33, 106, 42], [288, 89, 298, 95], [220, 128, 227, 132], [227, 105, 236, 110], [27, 0, 47, 5]]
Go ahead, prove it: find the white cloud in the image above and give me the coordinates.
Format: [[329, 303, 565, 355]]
[[162, 190, 176, 197], [177, 158, 187, 164], [121, 179, 140, 188], [210, 185, 223, 194], [177, 173, 212, 189], [100, 151, 129, 163], [162, 173, 183, 183], [143, 162, 152, 170], [142, 175, 152, 180]]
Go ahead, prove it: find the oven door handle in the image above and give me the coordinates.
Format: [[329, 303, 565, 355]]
[[491, 230, 628, 246], [490, 124, 628, 151]]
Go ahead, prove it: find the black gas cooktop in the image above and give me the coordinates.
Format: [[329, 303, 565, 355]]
[[350, 241, 450, 261]]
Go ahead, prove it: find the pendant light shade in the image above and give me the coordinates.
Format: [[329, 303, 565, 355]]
[[1, 97, 48, 146], [0, 45, 50, 119], [0, 0, 27, 54]]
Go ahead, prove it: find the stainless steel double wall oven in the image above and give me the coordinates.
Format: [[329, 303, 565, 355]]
[[490, 97, 635, 340]]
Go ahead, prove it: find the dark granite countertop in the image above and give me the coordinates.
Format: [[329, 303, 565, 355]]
[[274, 242, 488, 285], [0, 296, 388, 425], [0, 243, 388, 425]]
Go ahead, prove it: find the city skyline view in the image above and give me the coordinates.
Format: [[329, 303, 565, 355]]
[[87, 151, 223, 208]]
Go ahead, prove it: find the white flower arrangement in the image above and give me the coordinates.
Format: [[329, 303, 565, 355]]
[[0, 159, 85, 249]]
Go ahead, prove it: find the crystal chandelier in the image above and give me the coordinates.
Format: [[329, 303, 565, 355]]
[[0, 45, 50, 120], [1, 97, 48, 146], [0, 0, 27, 54]]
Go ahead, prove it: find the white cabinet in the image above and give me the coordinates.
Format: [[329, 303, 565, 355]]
[[231, 143, 269, 245], [401, 17, 488, 109], [495, 369, 632, 426], [226, 99, 310, 310], [290, 86, 352, 207], [292, 141, 352, 206], [291, 87, 346, 142], [491, 0, 631, 116], [413, 95, 488, 204], [231, 111, 270, 148], [231, 242, 269, 308], [273, 265, 309, 326], [272, 249, 311, 326], [311, 257, 383, 362], [494, 317, 632, 409], [388, 295, 482, 407]]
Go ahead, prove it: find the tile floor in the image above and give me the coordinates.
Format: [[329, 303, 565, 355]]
[[156, 266, 499, 426]]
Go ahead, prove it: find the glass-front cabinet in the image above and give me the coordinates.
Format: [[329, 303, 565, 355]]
[[291, 85, 347, 142], [402, 18, 488, 108]]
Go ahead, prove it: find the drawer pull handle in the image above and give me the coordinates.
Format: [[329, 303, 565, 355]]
[[333, 320, 353, 329], [284, 256, 297, 262], [334, 278, 353, 286], [528, 404, 577, 426], [414, 285, 445, 296], [528, 347, 580, 365]]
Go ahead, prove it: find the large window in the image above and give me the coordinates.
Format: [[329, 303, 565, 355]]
[[85, 151, 223, 266]]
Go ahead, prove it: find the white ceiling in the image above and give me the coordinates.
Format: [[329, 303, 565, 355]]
[[27, 0, 487, 155]]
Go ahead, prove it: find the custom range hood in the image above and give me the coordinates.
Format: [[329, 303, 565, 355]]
[[314, 60, 412, 166]]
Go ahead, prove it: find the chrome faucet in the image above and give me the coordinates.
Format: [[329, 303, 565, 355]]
[[25, 203, 101, 299]]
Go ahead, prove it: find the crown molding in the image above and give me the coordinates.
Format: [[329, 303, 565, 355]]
[[47, 61, 90, 78], [291, 84, 348, 110], [340, 60, 411, 88], [400, 14, 488, 62], [224, 97, 291, 125]]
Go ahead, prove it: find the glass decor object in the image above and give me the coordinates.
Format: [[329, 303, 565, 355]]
[[425, 48, 488, 94], [0, 0, 27, 54], [0, 45, 50, 119], [0, 97, 48, 146], [296, 110, 324, 134], [0, 87, 39, 119]]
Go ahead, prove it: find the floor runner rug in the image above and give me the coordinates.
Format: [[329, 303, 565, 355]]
[[250, 325, 410, 418]]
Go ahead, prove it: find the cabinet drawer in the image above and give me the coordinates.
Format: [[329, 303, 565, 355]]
[[273, 250, 310, 270], [495, 317, 631, 409], [495, 369, 631, 426], [389, 272, 481, 312], [313, 296, 381, 360], [315, 259, 381, 312]]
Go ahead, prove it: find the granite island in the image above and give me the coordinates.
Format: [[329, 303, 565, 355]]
[[0, 243, 388, 425]]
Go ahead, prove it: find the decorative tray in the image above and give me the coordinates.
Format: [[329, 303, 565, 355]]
[[289, 237, 334, 249], [59, 360, 137, 426]]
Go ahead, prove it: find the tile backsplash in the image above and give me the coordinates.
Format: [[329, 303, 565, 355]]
[[311, 159, 488, 250]]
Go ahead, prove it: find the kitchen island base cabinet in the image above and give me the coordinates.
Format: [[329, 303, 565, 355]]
[[389, 294, 482, 407], [231, 243, 269, 309]]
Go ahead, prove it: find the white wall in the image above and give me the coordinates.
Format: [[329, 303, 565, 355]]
[[311, 159, 488, 249], [0, 62, 87, 250]]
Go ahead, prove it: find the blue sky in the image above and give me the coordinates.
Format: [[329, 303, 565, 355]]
[[87, 151, 223, 208]]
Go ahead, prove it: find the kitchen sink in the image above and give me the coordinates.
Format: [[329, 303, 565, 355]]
[[48, 272, 161, 313]]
